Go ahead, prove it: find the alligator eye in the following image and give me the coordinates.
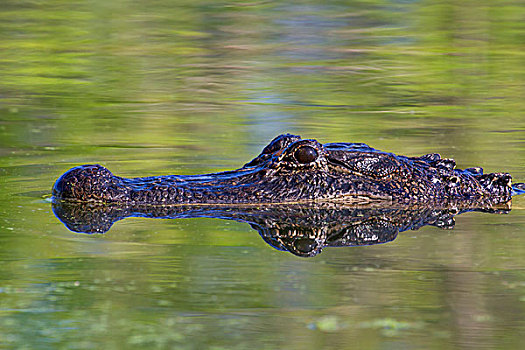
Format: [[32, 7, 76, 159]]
[[294, 146, 318, 164]]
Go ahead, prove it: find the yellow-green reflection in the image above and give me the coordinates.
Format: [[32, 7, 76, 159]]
[[1, 0, 525, 349]]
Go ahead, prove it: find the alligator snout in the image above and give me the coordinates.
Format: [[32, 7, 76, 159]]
[[53, 164, 116, 202]]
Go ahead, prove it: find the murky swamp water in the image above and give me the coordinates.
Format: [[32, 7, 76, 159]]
[[1, 1, 525, 349]]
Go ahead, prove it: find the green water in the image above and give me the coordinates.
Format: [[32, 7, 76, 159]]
[[1, 0, 525, 349]]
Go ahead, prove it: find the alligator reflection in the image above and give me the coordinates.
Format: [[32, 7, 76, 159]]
[[52, 201, 512, 257]]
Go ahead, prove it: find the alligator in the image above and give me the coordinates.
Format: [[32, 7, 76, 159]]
[[52, 201, 512, 257], [52, 133, 524, 206]]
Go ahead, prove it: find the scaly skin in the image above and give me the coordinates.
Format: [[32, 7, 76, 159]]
[[52, 134, 521, 205]]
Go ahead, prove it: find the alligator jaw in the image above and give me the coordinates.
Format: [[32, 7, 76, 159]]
[[51, 164, 389, 205]]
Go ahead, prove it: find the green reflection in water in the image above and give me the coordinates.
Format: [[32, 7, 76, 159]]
[[1, 0, 525, 349]]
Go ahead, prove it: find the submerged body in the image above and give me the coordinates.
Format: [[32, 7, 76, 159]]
[[53, 134, 522, 206]]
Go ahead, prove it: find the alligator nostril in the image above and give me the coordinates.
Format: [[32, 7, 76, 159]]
[[294, 146, 318, 164]]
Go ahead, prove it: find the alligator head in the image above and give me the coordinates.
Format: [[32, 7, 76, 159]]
[[52, 133, 522, 205]]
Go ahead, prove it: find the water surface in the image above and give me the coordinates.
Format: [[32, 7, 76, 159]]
[[1, 1, 525, 349]]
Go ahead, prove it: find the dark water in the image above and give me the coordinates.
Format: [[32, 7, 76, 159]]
[[1, 1, 525, 349]]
